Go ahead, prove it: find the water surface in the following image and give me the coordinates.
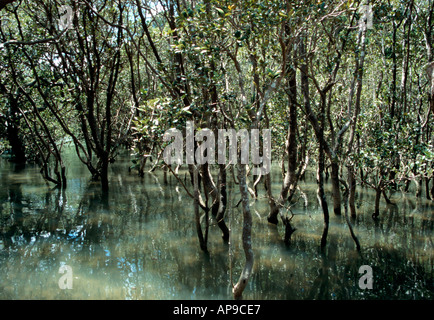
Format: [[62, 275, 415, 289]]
[[0, 152, 432, 299]]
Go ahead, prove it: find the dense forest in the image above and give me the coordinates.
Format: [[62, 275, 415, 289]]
[[0, 0, 433, 299]]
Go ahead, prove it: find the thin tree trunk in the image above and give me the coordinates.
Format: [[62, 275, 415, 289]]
[[267, 34, 301, 228], [373, 186, 381, 219], [373, 175, 383, 219], [400, 0, 414, 118], [101, 155, 109, 193], [266, 108, 298, 225], [299, 34, 329, 250], [391, 23, 397, 118], [264, 173, 279, 225], [348, 166, 357, 218], [330, 161, 341, 215], [233, 163, 253, 300], [347, 12, 368, 217], [318, 137, 329, 251], [431, 174, 434, 199], [341, 180, 361, 251], [214, 164, 230, 241], [193, 164, 207, 252]]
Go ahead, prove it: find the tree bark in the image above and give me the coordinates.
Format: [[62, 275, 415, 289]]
[[266, 98, 298, 225], [318, 141, 329, 251], [298, 35, 329, 250], [373, 185, 381, 219], [266, 39, 299, 226], [348, 166, 357, 218], [330, 161, 342, 215], [347, 11, 368, 217], [233, 163, 254, 300], [214, 164, 230, 241], [425, 177, 431, 200], [341, 180, 361, 251], [193, 164, 208, 252]]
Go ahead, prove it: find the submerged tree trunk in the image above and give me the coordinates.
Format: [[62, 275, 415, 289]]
[[264, 173, 280, 224], [347, 14, 368, 217], [341, 179, 361, 251], [101, 154, 109, 193], [373, 173, 384, 219], [283, 215, 297, 246], [373, 185, 381, 219], [214, 164, 230, 241], [193, 164, 208, 253], [266, 105, 298, 226], [233, 163, 253, 300], [425, 177, 431, 200], [431, 174, 434, 199], [266, 40, 300, 231], [330, 161, 342, 215], [203, 161, 230, 242], [299, 35, 329, 250], [348, 166, 357, 218], [318, 139, 329, 251]]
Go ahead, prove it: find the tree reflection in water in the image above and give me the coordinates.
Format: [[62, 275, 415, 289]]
[[0, 159, 432, 299]]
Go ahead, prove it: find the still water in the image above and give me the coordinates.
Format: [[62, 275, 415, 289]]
[[0, 151, 432, 300]]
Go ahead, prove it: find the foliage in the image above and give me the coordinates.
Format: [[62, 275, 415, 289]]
[[1, 0, 434, 300]]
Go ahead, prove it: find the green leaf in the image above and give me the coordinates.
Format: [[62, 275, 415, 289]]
[[216, 7, 224, 15]]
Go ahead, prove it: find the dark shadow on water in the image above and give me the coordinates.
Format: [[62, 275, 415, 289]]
[[0, 159, 432, 300]]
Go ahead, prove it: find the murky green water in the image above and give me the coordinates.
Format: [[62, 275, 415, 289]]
[[0, 150, 433, 300]]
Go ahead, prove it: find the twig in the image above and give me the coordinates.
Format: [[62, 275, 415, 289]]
[[165, 164, 208, 211]]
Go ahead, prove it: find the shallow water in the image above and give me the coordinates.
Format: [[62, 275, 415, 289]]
[[0, 151, 432, 300]]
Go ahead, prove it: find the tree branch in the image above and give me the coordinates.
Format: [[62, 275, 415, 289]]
[[1, 29, 68, 48]]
